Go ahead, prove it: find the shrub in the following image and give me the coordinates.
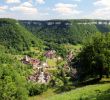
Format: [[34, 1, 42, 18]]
[[28, 83, 48, 96]]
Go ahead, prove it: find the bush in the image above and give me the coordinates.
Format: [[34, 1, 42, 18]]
[[59, 85, 73, 92], [28, 83, 48, 96]]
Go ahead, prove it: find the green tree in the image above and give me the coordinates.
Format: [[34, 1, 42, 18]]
[[72, 33, 110, 81], [0, 65, 28, 100]]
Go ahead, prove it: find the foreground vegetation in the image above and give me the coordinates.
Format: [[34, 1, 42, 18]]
[[29, 78, 110, 100], [46, 83, 110, 100]]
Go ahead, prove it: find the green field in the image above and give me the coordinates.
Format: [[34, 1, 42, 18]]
[[29, 78, 110, 100], [46, 84, 110, 100]]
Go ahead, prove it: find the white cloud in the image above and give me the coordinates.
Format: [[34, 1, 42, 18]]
[[94, 0, 110, 7], [36, 0, 45, 4], [0, 6, 8, 12], [91, 0, 110, 19], [0, 1, 49, 20], [53, 3, 81, 15], [5, 0, 21, 3], [10, 2, 38, 14], [21, 2, 33, 7]]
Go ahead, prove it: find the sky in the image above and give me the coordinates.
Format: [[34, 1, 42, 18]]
[[0, 0, 110, 20]]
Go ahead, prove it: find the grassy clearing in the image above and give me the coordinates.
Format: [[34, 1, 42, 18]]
[[63, 44, 82, 55], [29, 78, 110, 100], [29, 89, 56, 100], [46, 83, 110, 100], [63, 44, 82, 50], [47, 58, 57, 67]]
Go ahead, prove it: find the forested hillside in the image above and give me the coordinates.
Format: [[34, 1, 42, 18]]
[[20, 19, 110, 45], [0, 18, 43, 52]]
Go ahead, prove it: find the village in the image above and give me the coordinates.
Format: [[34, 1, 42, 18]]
[[21, 50, 74, 84]]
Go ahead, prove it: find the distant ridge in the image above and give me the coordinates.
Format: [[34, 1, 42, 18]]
[[20, 19, 110, 45], [20, 19, 110, 25]]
